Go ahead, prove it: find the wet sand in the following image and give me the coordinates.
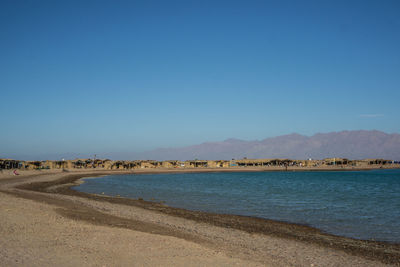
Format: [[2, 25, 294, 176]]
[[1, 168, 399, 266]]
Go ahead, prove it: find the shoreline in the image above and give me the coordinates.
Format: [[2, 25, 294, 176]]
[[1, 163, 399, 177], [73, 170, 400, 244], [1, 168, 400, 266]]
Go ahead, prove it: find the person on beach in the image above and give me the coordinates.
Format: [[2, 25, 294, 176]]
[[13, 170, 19, 175]]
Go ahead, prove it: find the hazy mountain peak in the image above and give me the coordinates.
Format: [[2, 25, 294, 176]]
[[223, 138, 246, 143], [135, 130, 400, 161]]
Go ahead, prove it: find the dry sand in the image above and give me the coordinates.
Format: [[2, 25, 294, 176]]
[[0, 169, 399, 266]]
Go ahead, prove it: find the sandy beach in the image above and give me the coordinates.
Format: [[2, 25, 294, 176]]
[[1, 168, 399, 266]]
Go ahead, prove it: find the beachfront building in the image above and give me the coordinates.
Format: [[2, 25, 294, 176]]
[[235, 159, 268, 167], [293, 159, 321, 167], [207, 160, 230, 168], [1, 158, 398, 171], [137, 160, 158, 169], [185, 160, 208, 168], [42, 160, 73, 169], [0, 159, 22, 170], [110, 161, 125, 170], [323, 158, 353, 166], [72, 159, 87, 168], [355, 159, 392, 166], [161, 160, 181, 168], [367, 159, 392, 165], [129, 161, 146, 169], [24, 161, 44, 169], [92, 159, 107, 168], [103, 160, 113, 169], [234, 159, 295, 167]]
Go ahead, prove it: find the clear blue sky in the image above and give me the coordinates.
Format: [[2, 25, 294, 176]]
[[1, 0, 399, 159]]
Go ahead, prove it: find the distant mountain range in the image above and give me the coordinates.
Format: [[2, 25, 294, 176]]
[[137, 130, 400, 161]]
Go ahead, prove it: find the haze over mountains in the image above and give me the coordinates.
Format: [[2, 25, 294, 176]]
[[137, 130, 400, 161], [5, 130, 400, 161]]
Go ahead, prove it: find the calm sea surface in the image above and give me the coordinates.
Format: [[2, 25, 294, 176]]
[[73, 169, 400, 242]]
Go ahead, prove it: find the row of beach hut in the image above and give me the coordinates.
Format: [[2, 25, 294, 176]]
[[0, 158, 396, 170]]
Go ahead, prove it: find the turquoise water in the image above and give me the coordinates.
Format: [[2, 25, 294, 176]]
[[73, 169, 400, 243]]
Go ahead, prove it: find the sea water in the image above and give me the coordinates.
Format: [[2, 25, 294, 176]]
[[73, 169, 400, 243]]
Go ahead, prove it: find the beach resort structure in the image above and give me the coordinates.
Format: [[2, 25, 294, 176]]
[[0, 158, 398, 171]]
